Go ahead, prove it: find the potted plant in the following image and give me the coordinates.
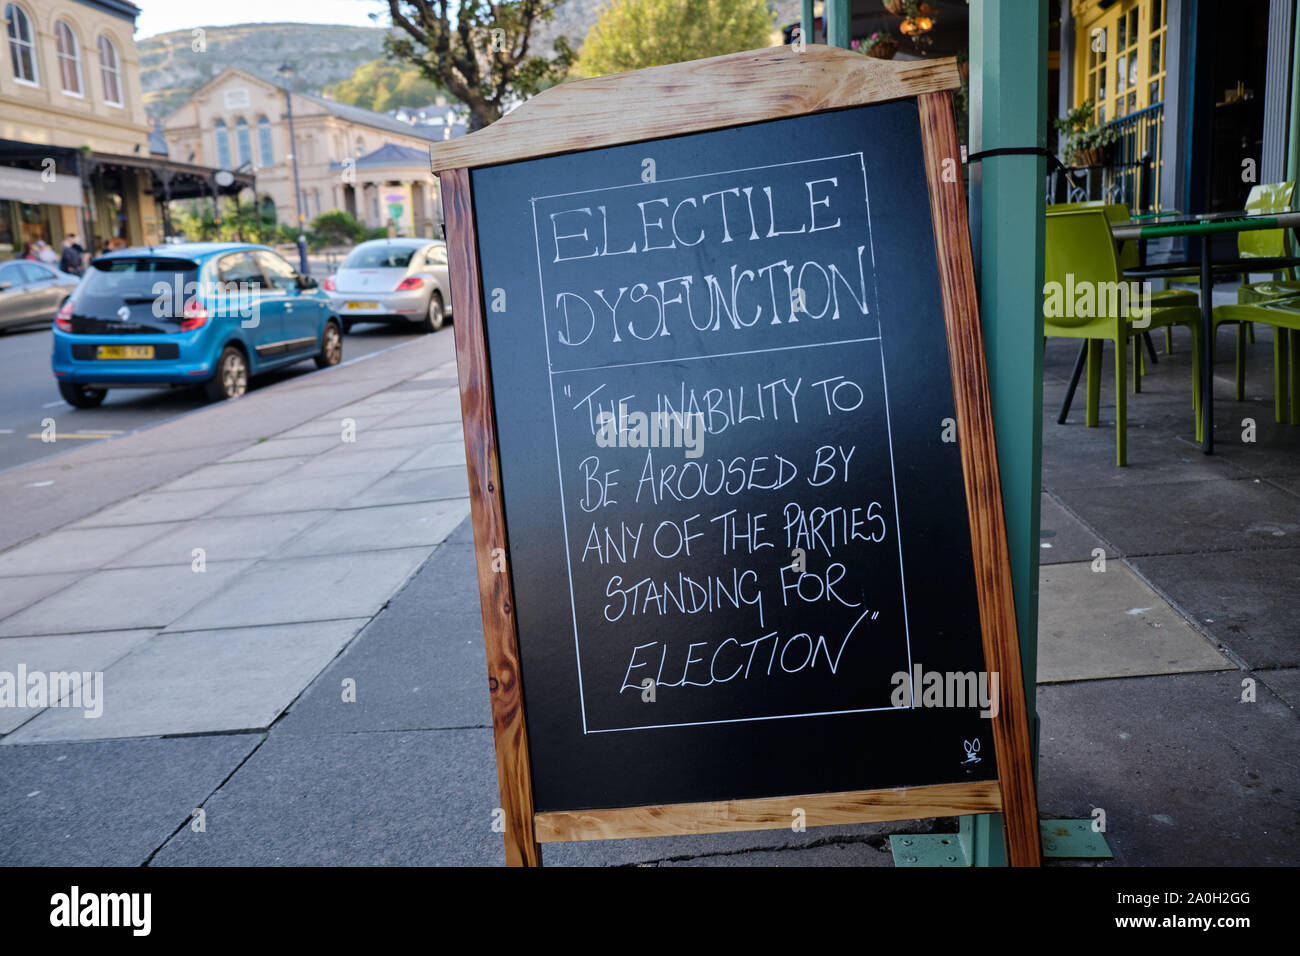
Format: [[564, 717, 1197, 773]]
[[858, 31, 899, 60], [1054, 100, 1119, 167]]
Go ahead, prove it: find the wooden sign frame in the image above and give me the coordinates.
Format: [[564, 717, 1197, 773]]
[[432, 45, 1040, 867]]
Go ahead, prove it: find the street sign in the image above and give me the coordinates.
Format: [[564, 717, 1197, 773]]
[[431, 45, 1039, 867]]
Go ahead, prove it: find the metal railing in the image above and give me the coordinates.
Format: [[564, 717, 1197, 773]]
[[1047, 101, 1165, 215]]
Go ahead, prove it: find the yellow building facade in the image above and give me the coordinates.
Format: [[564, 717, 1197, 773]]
[[0, 0, 161, 253], [163, 67, 445, 237]]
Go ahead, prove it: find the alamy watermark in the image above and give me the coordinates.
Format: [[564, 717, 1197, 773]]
[[0, 666, 102, 718], [151, 277, 261, 329], [890, 664, 999, 718], [1043, 274, 1155, 328], [596, 401, 706, 458]]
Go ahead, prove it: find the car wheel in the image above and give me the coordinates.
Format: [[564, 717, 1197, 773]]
[[423, 291, 446, 333], [58, 382, 106, 408], [206, 345, 248, 401], [315, 320, 343, 369]]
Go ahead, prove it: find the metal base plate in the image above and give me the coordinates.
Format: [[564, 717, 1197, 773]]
[[890, 834, 969, 867], [1039, 819, 1113, 858], [890, 819, 1112, 866]]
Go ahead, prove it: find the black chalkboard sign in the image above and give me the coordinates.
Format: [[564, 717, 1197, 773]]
[[433, 46, 1039, 866]]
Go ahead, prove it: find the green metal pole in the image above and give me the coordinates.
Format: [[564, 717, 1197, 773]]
[[800, 0, 815, 44], [961, 0, 1046, 867], [827, 0, 851, 49]]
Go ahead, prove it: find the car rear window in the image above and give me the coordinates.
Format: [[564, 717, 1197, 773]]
[[341, 245, 417, 269], [78, 257, 199, 309]]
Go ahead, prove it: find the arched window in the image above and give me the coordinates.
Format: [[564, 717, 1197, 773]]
[[5, 4, 38, 85], [235, 117, 252, 167], [214, 119, 231, 170], [98, 35, 121, 105], [355, 136, 364, 157], [257, 116, 273, 165], [55, 21, 83, 96]]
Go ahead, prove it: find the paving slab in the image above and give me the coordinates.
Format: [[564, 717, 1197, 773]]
[[396, 441, 468, 472], [0, 561, 254, 637], [106, 511, 330, 568], [0, 734, 260, 865], [1037, 561, 1231, 683], [207, 471, 382, 517], [165, 549, 431, 631], [1055, 477, 1300, 556], [219, 435, 344, 462], [0, 524, 175, 577], [291, 445, 421, 479], [5, 620, 366, 743], [65, 485, 246, 529], [0, 572, 82, 621], [350, 466, 469, 507], [346, 423, 459, 450], [0, 630, 154, 735], [275, 544, 490, 734], [1257, 668, 1300, 711], [327, 397, 423, 419], [376, 405, 465, 428], [1035, 671, 1300, 865], [276, 501, 468, 557], [1127, 548, 1300, 669], [151, 456, 307, 493], [1038, 494, 1113, 565], [445, 514, 475, 546], [275, 414, 393, 440], [149, 729, 503, 865]]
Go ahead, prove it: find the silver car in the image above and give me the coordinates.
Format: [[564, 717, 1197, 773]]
[[0, 259, 80, 331], [325, 238, 453, 334]]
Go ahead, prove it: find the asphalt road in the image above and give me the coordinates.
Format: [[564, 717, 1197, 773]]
[[0, 320, 429, 473]]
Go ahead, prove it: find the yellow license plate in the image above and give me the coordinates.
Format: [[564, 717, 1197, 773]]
[[96, 345, 154, 360], [345, 301, 379, 310]]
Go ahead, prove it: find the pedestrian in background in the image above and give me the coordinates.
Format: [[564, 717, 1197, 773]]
[[34, 240, 58, 265], [59, 234, 85, 275]]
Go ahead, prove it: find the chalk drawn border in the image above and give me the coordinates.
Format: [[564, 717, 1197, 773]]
[[527, 150, 917, 734]]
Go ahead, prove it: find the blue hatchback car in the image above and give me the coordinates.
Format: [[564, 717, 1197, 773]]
[[51, 243, 342, 406]]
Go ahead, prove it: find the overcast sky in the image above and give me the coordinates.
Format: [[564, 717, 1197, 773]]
[[133, 0, 392, 40]]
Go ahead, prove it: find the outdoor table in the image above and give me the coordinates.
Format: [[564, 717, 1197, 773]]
[[1056, 211, 1300, 455]]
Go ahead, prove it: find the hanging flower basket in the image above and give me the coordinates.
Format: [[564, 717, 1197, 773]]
[[883, 0, 908, 14], [1074, 144, 1115, 168], [862, 33, 899, 59]]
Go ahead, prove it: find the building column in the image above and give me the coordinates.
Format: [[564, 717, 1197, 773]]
[[826, 0, 850, 48], [964, 0, 1047, 867], [1261, 0, 1297, 184]]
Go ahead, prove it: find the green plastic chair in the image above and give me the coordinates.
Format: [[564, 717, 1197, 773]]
[[1046, 202, 1197, 371], [1045, 207, 1203, 466], [1213, 294, 1300, 424], [1214, 182, 1298, 402], [1236, 181, 1298, 303]]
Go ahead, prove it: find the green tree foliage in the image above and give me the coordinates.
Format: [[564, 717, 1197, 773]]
[[324, 59, 447, 112], [385, 0, 577, 131], [308, 209, 368, 249], [576, 0, 776, 78], [171, 196, 277, 243]]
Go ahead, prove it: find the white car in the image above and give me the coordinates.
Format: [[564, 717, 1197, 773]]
[[324, 238, 453, 334]]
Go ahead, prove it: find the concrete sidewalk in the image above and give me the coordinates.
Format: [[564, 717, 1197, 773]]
[[0, 321, 1295, 865], [0, 331, 469, 748]]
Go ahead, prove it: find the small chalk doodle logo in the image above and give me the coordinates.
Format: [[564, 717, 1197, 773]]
[[962, 738, 981, 767]]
